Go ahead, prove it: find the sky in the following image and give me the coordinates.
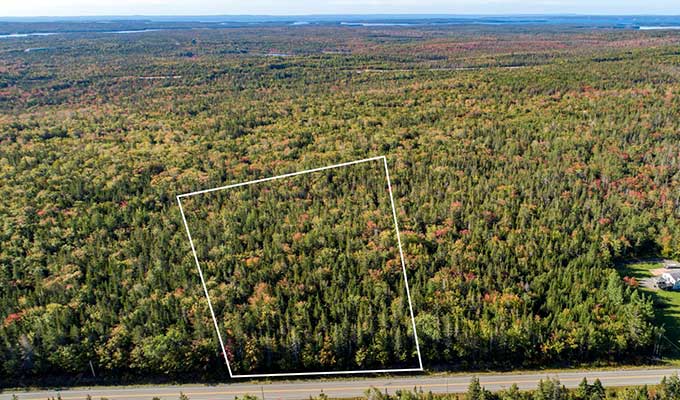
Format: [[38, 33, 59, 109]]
[[3, 0, 680, 17]]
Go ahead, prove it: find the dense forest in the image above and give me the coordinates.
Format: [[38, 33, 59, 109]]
[[0, 22, 680, 384], [181, 159, 420, 374]]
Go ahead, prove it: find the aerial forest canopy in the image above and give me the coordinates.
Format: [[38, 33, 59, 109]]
[[0, 23, 679, 384], [180, 159, 420, 374]]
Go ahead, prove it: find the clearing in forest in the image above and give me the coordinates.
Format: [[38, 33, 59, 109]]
[[177, 156, 423, 377], [620, 260, 680, 358]]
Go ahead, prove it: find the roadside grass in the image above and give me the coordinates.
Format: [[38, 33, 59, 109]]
[[619, 261, 680, 357]]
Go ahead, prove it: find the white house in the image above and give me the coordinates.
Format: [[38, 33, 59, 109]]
[[659, 272, 680, 290]]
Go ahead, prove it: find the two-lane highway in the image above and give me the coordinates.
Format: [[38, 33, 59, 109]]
[[3, 368, 679, 400]]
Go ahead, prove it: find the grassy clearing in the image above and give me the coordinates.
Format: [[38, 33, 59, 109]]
[[620, 262, 680, 357]]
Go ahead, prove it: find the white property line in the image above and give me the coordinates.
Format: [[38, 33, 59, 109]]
[[232, 367, 423, 379], [177, 155, 386, 198], [177, 198, 234, 377], [383, 156, 424, 372], [177, 155, 424, 378]]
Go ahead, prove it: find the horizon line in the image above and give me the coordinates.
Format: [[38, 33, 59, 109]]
[[3, 12, 680, 19]]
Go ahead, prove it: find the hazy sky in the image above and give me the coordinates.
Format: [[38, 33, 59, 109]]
[[3, 0, 680, 17]]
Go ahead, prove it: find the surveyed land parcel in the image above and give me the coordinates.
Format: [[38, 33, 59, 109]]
[[178, 157, 422, 377]]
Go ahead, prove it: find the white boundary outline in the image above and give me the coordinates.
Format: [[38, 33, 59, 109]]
[[177, 155, 424, 378]]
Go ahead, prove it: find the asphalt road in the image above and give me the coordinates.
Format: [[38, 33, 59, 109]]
[[3, 368, 679, 400]]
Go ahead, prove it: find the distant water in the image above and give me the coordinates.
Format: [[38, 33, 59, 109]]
[[340, 22, 417, 27], [4, 19, 680, 39], [0, 29, 164, 39], [110, 29, 163, 34], [0, 32, 58, 38], [639, 26, 680, 30]]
